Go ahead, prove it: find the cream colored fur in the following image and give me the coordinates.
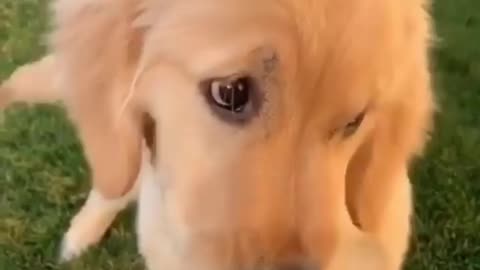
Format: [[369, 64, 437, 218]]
[[0, 0, 436, 269]]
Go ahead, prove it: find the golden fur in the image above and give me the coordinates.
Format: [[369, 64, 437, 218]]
[[0, 0, 435, 269]]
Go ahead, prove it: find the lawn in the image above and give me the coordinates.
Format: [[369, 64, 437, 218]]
[[1, 0, 479, 269]]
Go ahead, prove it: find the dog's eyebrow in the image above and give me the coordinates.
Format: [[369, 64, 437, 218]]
[[263, 53, 278, 75], [259, 51, 279, 81]]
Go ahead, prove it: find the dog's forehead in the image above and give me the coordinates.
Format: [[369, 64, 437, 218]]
[[138, 0, 395, 125], [135, 0, 305, 81]]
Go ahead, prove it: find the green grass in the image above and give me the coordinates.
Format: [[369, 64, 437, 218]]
[[0, 0, 479, 269]]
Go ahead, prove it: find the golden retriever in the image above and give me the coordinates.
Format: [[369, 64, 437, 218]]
[[0, 0, 435, 269]]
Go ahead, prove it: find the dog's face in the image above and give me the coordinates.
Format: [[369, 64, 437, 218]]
[[133, 0, 429, 264], [52, 0, 433, 268]]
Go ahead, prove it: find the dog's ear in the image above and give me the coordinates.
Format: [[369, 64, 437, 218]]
[[344, 3, 436, 230], [344, 24, 435, 267], [50, 0, 147, 198]]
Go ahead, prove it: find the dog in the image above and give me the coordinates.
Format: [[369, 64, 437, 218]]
[[0, 0, 436, 269]]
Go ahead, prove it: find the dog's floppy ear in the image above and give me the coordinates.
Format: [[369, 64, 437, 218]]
[[50, 0, 147, 198], [344, 32, 435, 269], [345, 4, 436, 231]]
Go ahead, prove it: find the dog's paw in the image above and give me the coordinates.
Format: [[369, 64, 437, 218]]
[[326, 232, 388, 270], [58, 232, 89, 263]]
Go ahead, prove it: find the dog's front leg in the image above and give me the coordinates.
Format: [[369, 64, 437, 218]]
[[60, 181, 139, 261]]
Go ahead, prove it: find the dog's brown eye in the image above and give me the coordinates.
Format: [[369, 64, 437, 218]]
[[210, 77, 250, 112], [202, 75, 261, 124], [343, 112, 365, 137]]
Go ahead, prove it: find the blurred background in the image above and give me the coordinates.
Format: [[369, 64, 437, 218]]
[[0, 0, 479, 269]]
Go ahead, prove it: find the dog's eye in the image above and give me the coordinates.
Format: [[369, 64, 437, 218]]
[[202, 75, 260, 124], [210, 77, 250, 113], [343, 111, 365, 137]]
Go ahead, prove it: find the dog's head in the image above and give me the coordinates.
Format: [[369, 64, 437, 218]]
[[51, 0, 434, 268]]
